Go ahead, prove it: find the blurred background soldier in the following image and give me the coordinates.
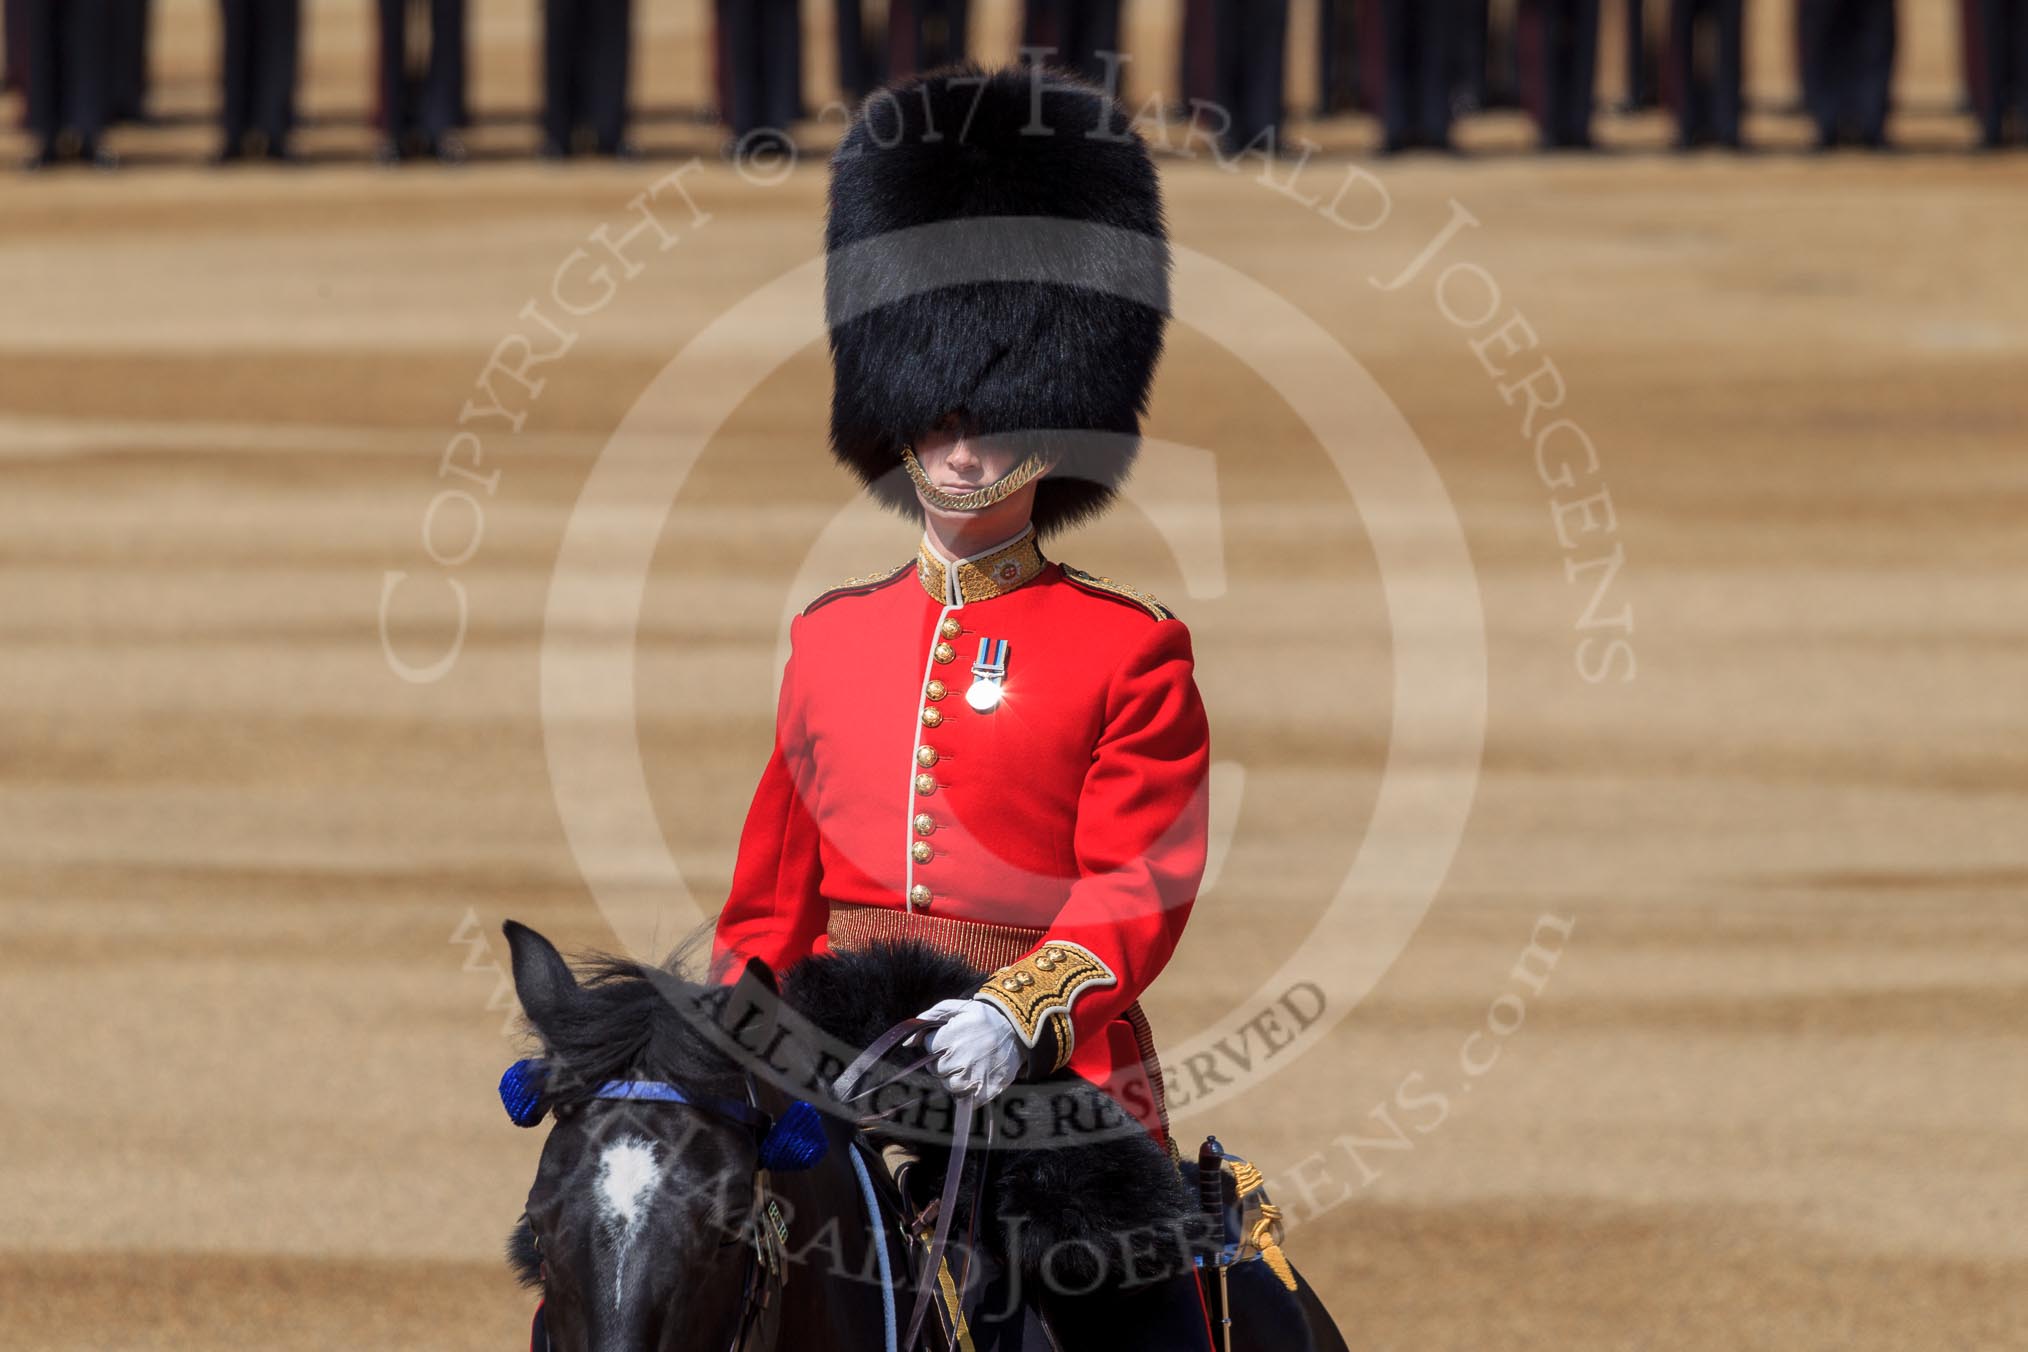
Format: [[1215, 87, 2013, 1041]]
[[1620, 0, 1656, 109], [1455, 0, 1490, 113], [886, 0, 970, 79], [1966, 0, 2028, 146], [1375, 0, 1460, 153], [1518, 0, 1601, 147], [1957, 0, 1980, 112], [1177, 0, 1216, 108], [1798, 0, 1896, 148], [1477, 0, 1526, 110], [1211, 0, 1288, 156], [715, 0, 801, 148], [20, 0, 117, 168], [109, 0, 151, 124], [834, 0, 872, 101], [376, 0, 467, 163], [1666, 0, 1744, 148], [216, 0, 302, 161], [1314, 0, 1361, 115], [1022, 0, 1125, 87], [2, 0, 22, 96], [541, 0, 633, 157]]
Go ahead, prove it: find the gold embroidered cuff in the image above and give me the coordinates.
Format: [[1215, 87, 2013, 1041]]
[[976, 940, 1116, 1073]]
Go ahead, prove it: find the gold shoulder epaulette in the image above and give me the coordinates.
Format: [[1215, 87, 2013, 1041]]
[[802, 560, 912, 615], [1060, 565, 1175, 621]]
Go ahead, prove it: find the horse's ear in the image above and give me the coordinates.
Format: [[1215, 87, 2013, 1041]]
[[725, 958, 782, 1058], [725, 958, 827, 1170], [503, 920, 579, 1043], [738, 957, 779, 996]]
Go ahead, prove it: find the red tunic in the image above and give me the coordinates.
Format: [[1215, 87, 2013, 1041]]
[[713, 526, 1211, 1139]]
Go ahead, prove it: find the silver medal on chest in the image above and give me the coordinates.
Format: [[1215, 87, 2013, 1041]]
[[966, 637, 1009, 712]]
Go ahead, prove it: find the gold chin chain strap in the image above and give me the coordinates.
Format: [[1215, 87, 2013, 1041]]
[[1230, 1160, 1297, 1292], [901, 444, 1054, 512]]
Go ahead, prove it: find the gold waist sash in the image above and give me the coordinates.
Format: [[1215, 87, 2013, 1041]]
[[827, 903, 1050, 973]]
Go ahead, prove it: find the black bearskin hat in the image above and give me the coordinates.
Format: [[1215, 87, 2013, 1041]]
[[824, 64, 1172, 537]]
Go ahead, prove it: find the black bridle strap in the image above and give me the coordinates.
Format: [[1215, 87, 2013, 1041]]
[[729, 1173, 786, 1352]]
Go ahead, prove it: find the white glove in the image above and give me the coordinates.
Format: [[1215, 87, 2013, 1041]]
[[918, 997, 1022, 1101]]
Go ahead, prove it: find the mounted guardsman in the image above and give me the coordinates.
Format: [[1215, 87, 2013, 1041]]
[[713, 61, 1204, 1153], [711, 60, 1218, 1349]]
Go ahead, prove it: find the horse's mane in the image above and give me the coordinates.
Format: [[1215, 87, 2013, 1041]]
[[527, 935, 748, 1114]]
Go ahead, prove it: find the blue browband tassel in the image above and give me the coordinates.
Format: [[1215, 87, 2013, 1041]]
[[758, 1100, 828, 1172], [500, 1057, 827, 1171], [500, 1058, 547, 1128]]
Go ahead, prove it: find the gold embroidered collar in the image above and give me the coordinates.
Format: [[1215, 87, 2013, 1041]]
[[916, 527, 1048, 605]]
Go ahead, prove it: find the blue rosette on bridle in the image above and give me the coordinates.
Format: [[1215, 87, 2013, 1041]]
[[499, 1058, 547, 1128], [757, 1099, 827, 1172]]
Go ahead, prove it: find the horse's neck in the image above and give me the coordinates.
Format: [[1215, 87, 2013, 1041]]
[[774, 1141, 895, 1351]]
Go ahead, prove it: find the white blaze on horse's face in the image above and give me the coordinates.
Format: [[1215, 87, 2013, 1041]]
[[596, 1137, 663, 1314]]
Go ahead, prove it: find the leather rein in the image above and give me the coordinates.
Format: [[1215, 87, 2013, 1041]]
[[831, 1011, 995, 1352]]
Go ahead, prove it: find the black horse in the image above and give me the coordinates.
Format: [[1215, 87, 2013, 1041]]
[[499, 920, 1348, 1352]]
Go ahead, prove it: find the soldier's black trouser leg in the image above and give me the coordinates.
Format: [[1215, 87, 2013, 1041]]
[[3, 0, 22, 95], [1669, 0, 1738, 143], [1851, 0, 1895, 145], [1976, 0, 2027, 142], [1419, 0, 1458, 143], [1377, 0, 1412, 146], [1063, 0, 1125, 87], [718, 0, 796, 137], [108, 0, 148, 121], [1624, 0, 1646, 106], [541, 0, 581, 151], [420, 0, 464, 142], [1556, 0, 1600, 144], [1711, 0, 1742, 142], [761, 0, 801, 130], [2013, 0, 2028, 134], [22, 0, 58, 153], [376, 0, 411, 142], [718, 0, 758, 136], [252, 0, 299, 148], [1222, 0, 1290, 154], [1797, 0, 1837, 141], [582, 0, 630, 152], [834, 0, 866, 101], [219, 0, 250, 149]]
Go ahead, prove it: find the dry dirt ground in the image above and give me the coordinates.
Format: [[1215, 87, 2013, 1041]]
[[2, 2, 2025, 1349]]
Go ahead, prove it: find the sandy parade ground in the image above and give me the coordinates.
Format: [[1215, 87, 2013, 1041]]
[[2, 1, 2025, 1348]]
